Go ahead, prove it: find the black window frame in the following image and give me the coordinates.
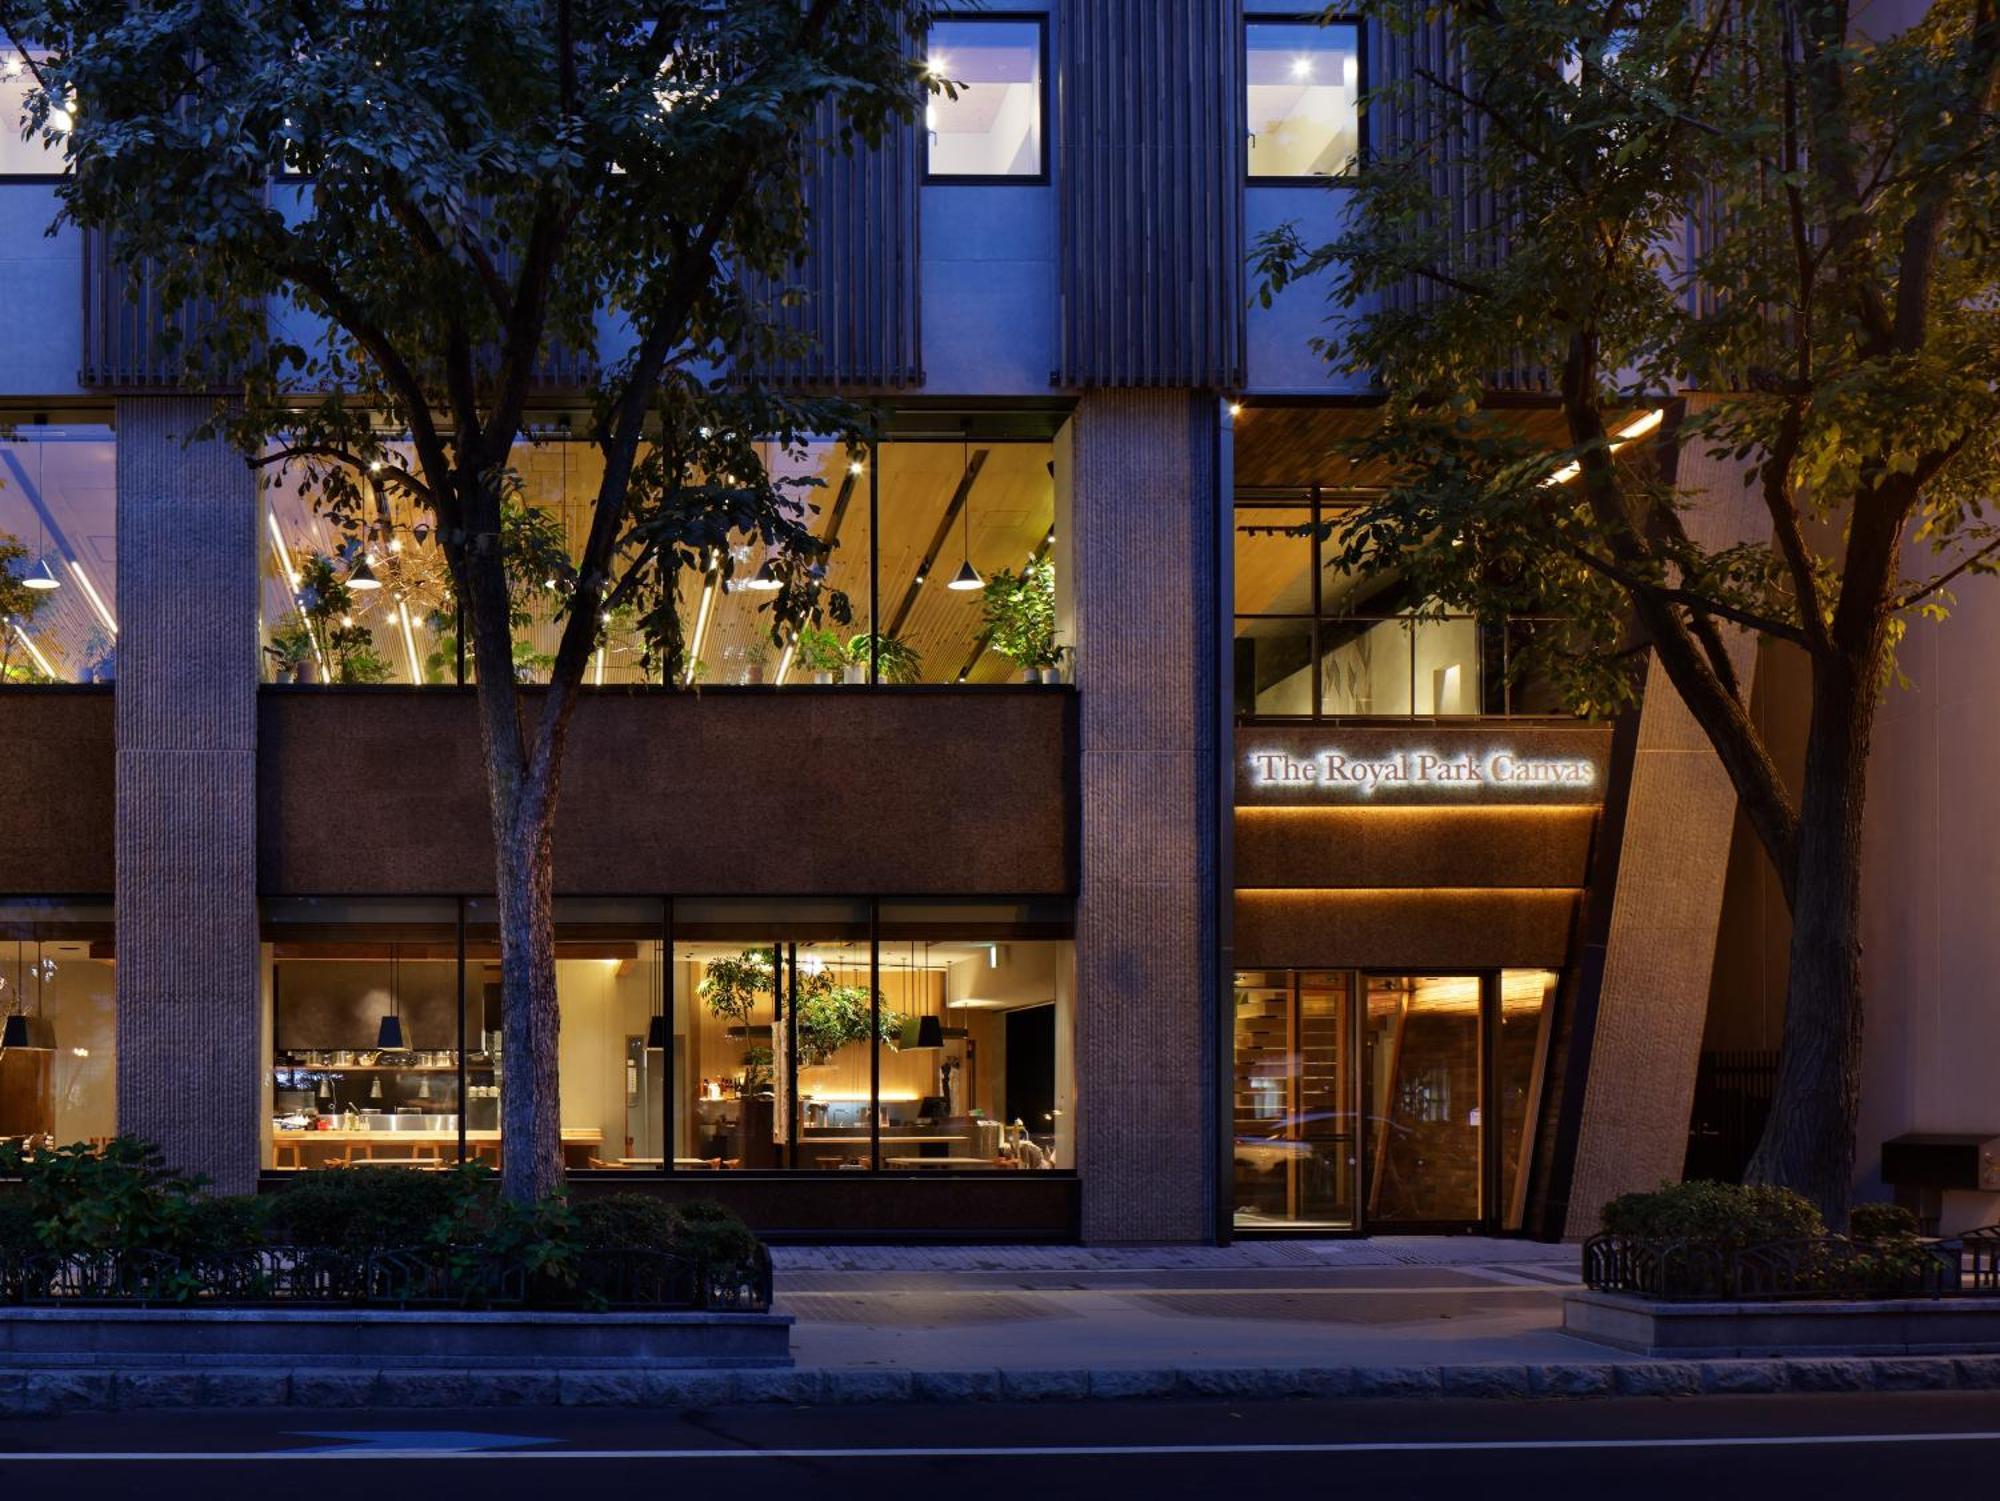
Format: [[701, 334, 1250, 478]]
[[1243, 14, 1365, 188], [920, 11, 1051, 187]]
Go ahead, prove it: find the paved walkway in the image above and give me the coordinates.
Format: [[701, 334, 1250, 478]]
[[773, 1237, 1611, 1371]]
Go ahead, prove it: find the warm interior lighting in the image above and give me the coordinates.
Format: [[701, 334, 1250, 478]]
[[394, 600, 421, 682], [848, 459, 865, 476], [1547, 408, 1665, 486], [925, 53, 949, 77], [10, 622, 56, 679], [1291, 56, 1315, 78]]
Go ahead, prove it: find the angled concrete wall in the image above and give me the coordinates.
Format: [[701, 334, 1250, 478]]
[[113, 398, 261, 1193], [1562, 402, 1765, 1238]]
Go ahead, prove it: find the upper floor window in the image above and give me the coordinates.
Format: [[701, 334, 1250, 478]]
[[923, 17, 1046, 181], [1246, 20, 1360, 180], [1, 48, 68, 178]]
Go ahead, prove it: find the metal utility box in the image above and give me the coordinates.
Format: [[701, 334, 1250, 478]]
[[1881, 1133, 2000, 1192]]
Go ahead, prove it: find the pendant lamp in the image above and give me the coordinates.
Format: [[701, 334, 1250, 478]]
[[349, 554, 383, 592], [376, 942, 405, 1050], [947, 442, 983, 590], [646, 941, 669, 1050], [3, 945, 27, 1048], [748, 558, 782, 591]]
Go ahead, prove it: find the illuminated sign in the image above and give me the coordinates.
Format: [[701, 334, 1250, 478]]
[[1244, 747, 1598, 796]]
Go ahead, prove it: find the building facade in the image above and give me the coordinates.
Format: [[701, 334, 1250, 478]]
[[1, 2, 1987, 1243]]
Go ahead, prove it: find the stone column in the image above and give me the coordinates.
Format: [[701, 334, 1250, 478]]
[[1062, 391, 1220, 1243], [114, 397, 262, 1193], [1561, 398, 1766, 1237]]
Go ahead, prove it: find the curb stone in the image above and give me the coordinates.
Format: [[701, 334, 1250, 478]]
[[0, 1356, 1991, 1414]]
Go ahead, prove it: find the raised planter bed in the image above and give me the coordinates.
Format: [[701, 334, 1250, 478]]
[[1564, 1289, 2000, 1357], [0, 1305, 793, 1369]]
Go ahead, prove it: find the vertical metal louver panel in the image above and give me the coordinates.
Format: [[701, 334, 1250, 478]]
[[79, 228, 245, 392], [741, 103, 923, 390], [1368, 11, 1548, 394], [1054, 0, 1246, 391]]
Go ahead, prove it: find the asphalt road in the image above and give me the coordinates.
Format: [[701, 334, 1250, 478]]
[[6, 1392, 2000, 1499]]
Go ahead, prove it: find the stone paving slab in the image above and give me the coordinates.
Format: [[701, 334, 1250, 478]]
[[771, 1236, 1579, 1274], [3, 1355, 1995, 1415]]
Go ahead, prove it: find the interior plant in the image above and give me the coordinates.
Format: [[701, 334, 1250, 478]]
[[980, 555, 1059, 679], [794, 970, 904, 1067], [698, 950, 773, 1028], [737, 1043, 774, 1096], [0, 530, 53, 682], [847, 630, 923, 684], [793, 624, 849, 682], [264, 611, 318, 683]]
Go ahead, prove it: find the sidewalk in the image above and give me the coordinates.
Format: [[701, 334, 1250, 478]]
[[774, 1237, 1599, 1373]]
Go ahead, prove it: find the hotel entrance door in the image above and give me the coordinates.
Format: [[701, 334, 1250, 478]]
[[1231, 968, 1558, 1233]]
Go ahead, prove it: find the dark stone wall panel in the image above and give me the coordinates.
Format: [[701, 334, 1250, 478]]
[[259, 688, 1076, 897], [1234, 888, 1580, 971], [115, 397, 261, 1194], [1234, 806, 1598, 890], [0, 690, 114, 893], [1068, 391, 1218, 1243]]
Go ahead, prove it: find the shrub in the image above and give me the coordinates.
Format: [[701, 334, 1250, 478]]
[[1600, 1180, 1825, 1250], [0, 1137, 220, 1257], [1848, 1202, 1921, 1241], [574, 1193, 683, 1251], [264, 1165, 469, 1249], [671, 1199, 763, 1274]]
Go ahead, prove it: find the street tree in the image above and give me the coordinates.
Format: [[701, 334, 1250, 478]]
[[2, 0, 930, 1201], [1256, 0, 2000, 1221]]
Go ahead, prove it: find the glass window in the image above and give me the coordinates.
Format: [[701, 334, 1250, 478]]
[[876, 439, 1059, 683], [1247, 21, 1361, 179], [1497, 969, 1557, 1231], [262, 898, 463, 1171], [1232, 970, 1356, 1229], [2, 424, 117, 684], [1364, 974, 1484, 1224], [0, 48, 67, 177], [924, 19, 1045, 180], [0, 900, 115, 1145]]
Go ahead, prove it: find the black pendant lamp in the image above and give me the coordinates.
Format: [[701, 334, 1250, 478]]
[[646, 941, 669, 1050], [3, 945, 27, 1049], [947, 442, 983, 591], [376, 942, 405, 1050], [913, 1014, 945, 1050]]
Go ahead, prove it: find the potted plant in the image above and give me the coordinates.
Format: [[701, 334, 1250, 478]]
[[980, 557, 1058, 682], [846, 631, 923, 684], [794, 972, 905, 1067], [699, 951, 773, 1029], [264, 613, 317, 684], [794, 625, 848, 684]]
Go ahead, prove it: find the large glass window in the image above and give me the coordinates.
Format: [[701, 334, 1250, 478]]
[[261, 428, 1066, 691], [1234, 496, 1552, 718], [1232, 966, 1557, 1231], [2, 423, 117, 684], [1246, 21, 1360, 179], [924, 18, 1046, 180], [0, 48, 67, 177], [0, 901, 115, 1146]]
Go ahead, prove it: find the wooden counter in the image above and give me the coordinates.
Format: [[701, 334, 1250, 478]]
[[271, 1127, 604, 1169]]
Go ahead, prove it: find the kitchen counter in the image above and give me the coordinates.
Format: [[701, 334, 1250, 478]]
[[270, 1127, 605, 1169]]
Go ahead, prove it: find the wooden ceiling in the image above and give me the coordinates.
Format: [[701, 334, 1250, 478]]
[[1232, 401, 1593, 491]]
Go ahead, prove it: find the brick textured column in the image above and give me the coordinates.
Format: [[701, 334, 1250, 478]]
[[1064, 392, 1219, 1243], [1562, 397, 1764, 1237], [114, 397, 261, 1193]]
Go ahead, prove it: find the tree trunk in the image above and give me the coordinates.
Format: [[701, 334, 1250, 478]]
[[1744, 653, 1873, 1228], [494, 794, 565, 1204]]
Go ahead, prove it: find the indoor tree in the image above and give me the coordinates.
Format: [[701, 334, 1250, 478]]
[[3, 0, 931, 1201], [1256, 0, 2000, 1221]]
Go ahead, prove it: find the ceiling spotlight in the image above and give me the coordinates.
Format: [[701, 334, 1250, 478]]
[[848, 460, 865, 476]]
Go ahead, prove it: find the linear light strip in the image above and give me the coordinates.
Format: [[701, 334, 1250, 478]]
[[1547, 407, 1665, 486], [68, 559, 116, 635], [396, 601, 421, 684], [10, 620, 57, 679]]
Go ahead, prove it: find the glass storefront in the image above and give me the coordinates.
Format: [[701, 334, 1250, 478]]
[[0, 901, 116, 1145], [263, 896, 1072, 1177], [260, 428, 1064, 690], [2, 423, 117, 684], [1233, 968, 1557, 1232]]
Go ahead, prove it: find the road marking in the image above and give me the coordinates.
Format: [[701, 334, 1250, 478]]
[[288, 1431, 558, 1453], [8, 1432, 2000, 1462]]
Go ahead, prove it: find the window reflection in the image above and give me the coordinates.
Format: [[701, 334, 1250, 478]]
[[0, 49, 67, 177], [1, 425, 117, 684], [1246, 22, 1361, 179]]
